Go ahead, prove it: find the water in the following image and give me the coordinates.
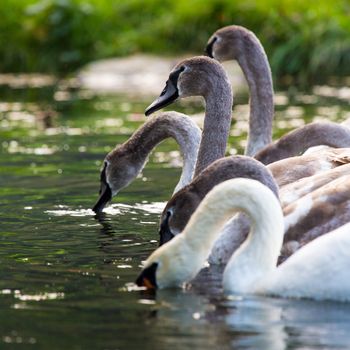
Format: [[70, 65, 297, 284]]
[[1, 79, 350, 349]]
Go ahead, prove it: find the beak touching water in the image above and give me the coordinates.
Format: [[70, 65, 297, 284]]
[[92, 182, 112, 213], [92, 161, 112, 213], [135, 262, 158, 289]]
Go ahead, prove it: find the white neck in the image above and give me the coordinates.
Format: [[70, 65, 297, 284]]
[[181, 178, 283, 285], [222, 181, 284, 294]]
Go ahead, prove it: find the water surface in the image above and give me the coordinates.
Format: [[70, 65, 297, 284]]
[[1, 80, 350, 349]]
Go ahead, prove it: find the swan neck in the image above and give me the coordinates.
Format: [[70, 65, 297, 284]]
[[222, 195, 284, 293], [170, 116, 201, 193], [127, 114, 200, 190], [182, 180, 283, 284], [236, 41, 274, 156], [194, 88, 232, 176]]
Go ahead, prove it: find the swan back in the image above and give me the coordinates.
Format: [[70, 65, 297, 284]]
[[280, 163, 350, 207], [267, 222, 350, 302], [268, 147, 350, 187], [282, 174, 350, 250], [255, 122, 350, 165]]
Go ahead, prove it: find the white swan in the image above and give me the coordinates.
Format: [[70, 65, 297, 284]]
[[92, 112, 201, 212], [136, 178, 350, 302]]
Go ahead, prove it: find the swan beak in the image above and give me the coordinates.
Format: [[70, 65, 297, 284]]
[[92, 183, 112, 213], [145, 66, 185, 116], [205, 37, 217, 58], [135, 262, 158, 289], [145, 79, 179, 116]]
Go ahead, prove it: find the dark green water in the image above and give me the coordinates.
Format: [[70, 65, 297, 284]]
[[1, 81, 350, 350]]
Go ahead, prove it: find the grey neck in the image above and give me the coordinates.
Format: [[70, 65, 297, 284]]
[[236, 36, 274, 156], [194, 84, 233, 176], [127, 112, 201, 191]]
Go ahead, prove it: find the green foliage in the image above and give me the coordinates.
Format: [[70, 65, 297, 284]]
[[0, 0, 350, 83]]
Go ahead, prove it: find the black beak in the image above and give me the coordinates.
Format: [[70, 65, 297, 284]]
[[158, 210, 175, 246], [205, 36, 217, 58], [135, 262, 158, 289], [145, 66, 185, 116], [145, 79, 178, 116], [92, 183, 112, 213]]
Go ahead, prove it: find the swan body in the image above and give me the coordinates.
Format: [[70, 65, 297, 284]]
[[280, 163, 350, 207], [255, 122, 350, 165], [267, 147, 350, 187], [261, 222, 350, 301], [280, 174, 350, 261], [92, 112, 201, 212], [137, 178, 350, 302]]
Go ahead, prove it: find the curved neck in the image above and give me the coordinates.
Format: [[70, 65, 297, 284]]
[[255, 122, 350, 165], [126, 113, 201, 191], [181, 179, 283, 289], [236, 36, 274, 156], [194, 81, 233, 176]]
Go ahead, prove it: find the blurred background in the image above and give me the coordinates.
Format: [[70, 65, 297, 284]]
[[1, 0, 350, 85], [1, 2, 350, 348]]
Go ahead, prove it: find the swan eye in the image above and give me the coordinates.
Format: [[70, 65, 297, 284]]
[[161, 209, 172, 228], [158, 208, 175, 246], [169, 66, 185, 84]]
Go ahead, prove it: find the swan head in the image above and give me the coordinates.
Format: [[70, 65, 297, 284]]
[[135, 234, 201, 289], [206, 25, 253, 62], [158, 186, 201, 245], [92, 149, 143, 213], [145, 56, 231, 116]]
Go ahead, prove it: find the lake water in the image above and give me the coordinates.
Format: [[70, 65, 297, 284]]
[[1, 78, 350, 349]]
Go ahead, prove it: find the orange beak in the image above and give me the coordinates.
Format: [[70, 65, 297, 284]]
[[142, 277, 156, 289]]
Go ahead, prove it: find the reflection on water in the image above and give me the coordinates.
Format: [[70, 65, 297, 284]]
[[1, 82, 350, 349]]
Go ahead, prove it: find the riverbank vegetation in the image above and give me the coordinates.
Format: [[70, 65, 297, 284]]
[[1, 0, 350, 84]]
